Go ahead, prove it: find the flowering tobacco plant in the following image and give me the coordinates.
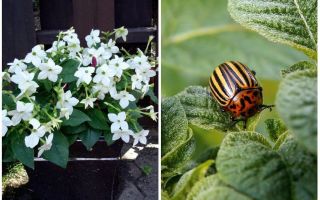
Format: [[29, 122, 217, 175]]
[[2, 27, 158, 168]]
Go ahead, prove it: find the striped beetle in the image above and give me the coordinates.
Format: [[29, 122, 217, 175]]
[[209, 61, 274, 128]]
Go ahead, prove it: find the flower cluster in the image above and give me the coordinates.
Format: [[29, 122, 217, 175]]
[[2, 27, 157, 167]]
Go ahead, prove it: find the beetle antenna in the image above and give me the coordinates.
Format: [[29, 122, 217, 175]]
[[261, 104, 275, 112]]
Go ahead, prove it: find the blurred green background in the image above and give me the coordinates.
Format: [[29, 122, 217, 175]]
[[161, 0, 308, 133]]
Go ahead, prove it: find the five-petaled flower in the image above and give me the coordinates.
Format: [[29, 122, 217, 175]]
[[85, 29, 101, 47], [115, 90, 136, 108], [114, 27, 128, 42], [56, 90, 79, 119], [132, 129, 149, 146], [2, 110, 12, 136], [108, 112, 129, 133], [7, 59, 27, 73], [25, 118, 47, 148], [74, 67, 95, 86], [8, 101, 34, 125], [38, 58, 63, 82], [37, 133, 54, 157], [112, 128, 133, 143], [80, 97, 97, 109], [24, 45, 47, 67]]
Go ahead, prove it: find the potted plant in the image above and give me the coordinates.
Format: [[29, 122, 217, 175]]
[[2, 27, 157, 199]]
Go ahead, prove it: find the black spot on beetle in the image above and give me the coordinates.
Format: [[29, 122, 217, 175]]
[[247, 108, 254, 115], [244, 96, 252, 104], [230, 104, 236, 109], [253, 91, 259, 97], [240, 99, 245, 111]]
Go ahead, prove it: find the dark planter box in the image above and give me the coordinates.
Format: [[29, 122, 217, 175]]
[[25, 139, 123, 200]]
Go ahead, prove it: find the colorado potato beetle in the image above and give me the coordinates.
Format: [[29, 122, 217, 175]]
[[209, 61, 274, 128]]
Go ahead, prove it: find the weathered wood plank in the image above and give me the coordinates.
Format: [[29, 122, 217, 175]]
[[2, 0, 36, 67]]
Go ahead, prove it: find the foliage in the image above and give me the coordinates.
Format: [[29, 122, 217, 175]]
[[2, 28, 157, 168], [161, 0, 317, 199]]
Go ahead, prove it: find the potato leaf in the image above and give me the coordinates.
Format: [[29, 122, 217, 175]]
[[216, 131, 291, 200], [276, 69, 317, 153], [228, 0, 317, 59]]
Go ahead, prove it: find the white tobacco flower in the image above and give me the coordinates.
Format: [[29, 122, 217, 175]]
[[74, 67, 95, 86], [130, 55, 151, 69], [80, 97, 97, 109], [131, 74, 143, 90], [59, 107, 73, 120], [135, 67, 156, 83], [93, 64, 115, 86], [57, 90, 79, 108], [24, 45, 46, 67], [8, 101, 34, 125], [143, 105, 157, 121], [25, 118, 46, 148], [132, 129, 149, 146], [109, 55, 129, 78], [2, 110, 13, 136], [67, 42, 81, 58], [8, 59, 27, 73], [114, 27, 128, 41], [37, 133, 54, 157], [92, 83, 117, 100], [108, 112, 129, 133], [46, 41, 66, 54], [112, 128, 133, 143], [85, 29, 101, 47], [11, 69, 39, 98], [86, 47, 105, 65], [63, 32, 80, 44], [114, 90, 136, 109], [38, 59, 63, 82], [141, 84, 150, 97], [100, 39, 119, 59]]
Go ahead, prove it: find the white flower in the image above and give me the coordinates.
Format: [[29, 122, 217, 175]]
[[114, 27, 128, 41], [85, 29, 100, 47], [108, 112, 128, 133], [74, 67, 95, 86], [2, 110, 13, 136], [92, 83, 117, 100], [132, 130, 149, 146], [8, 101, 34, 125], [8, 59, 27, 73], [143, 105, 157, 121], [56, 90, 79, 119], [37, 133, 54, 157], [112, 128, 133, 143], [100, 39, 119, 59], [141, 84, 150, 96], [25, 118, 46, 148], [135, 67, 156, 83], [80, 97, 97, 109], [38, 59, 63, 82], [93, 64, 114, 86], [11, 69, 39, 98], [109, 56, 129, 78], [24, 45, 46, 66], [67, 42, 81, 58], [130, 55, 151, 70], [114, 90, 136, 108], [131, 74, 143, 90], [46, 41, 66, 54], [63, 32, 80, 44]]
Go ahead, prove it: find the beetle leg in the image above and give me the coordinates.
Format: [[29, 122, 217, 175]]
[[260, 104, 275, 112]]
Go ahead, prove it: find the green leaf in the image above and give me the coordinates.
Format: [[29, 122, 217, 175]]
[[281, 61, 316, 77], [2, 93, 15, 110], [86, 109, 109, 130], [146, 88, 159, 104], [265, 119, 287, 142], [228, 0, 317, 59], [216, 131, 291, 200], [43, 131, 69, 168], [161, 96, 189, 156], [11, 134, 34, 169], [79, 128, 101, 150], [273, 131, 289, 150], [61, 123, 88, 135], [186, 175, 252, 200], [278, 135, 317, 200], [65, 134, 78, 145], [162, 0, 307, 96], [104, 131, 115, 146], [59, 59, 80, 83], [171, 160, 213, 200], [161, 128, 196, 179], [62, 109, 91, 127], [276, 69, 317, 153], [177, 86, 234, 131]]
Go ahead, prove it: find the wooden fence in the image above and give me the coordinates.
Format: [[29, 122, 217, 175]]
[[3, 0, 158, 66]]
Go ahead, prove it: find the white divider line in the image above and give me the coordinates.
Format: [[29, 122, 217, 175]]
[[34, 157, 120, 161]]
